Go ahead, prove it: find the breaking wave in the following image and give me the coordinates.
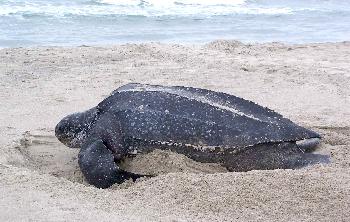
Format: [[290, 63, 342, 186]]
[[0, 0, 294, 17], [1, 0, 350, 46], [98, 0, 247, 6]]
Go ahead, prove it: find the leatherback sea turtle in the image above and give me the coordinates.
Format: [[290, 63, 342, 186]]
[[55, 83, 329, 188]]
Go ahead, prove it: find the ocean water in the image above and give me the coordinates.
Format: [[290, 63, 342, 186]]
[[0, 0, 350, 47]]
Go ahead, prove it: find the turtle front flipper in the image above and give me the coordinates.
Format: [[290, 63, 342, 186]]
[[78, 139, 146, 188]]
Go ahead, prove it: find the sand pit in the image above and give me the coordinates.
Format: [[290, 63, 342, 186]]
[[0, 41, 349, 221], [12, 130, 84, 184], [11, 130, 227, 186]]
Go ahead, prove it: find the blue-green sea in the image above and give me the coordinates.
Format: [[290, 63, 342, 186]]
[[1, 0, 350, 47]]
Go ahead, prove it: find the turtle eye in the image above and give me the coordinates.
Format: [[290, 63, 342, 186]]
[[55, 121, 65, 136]]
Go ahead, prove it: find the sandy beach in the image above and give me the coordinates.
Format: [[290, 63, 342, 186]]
[[0, 40, 349, 221]]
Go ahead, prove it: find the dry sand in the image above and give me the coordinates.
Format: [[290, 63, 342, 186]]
[[0, 40, 349, 221]]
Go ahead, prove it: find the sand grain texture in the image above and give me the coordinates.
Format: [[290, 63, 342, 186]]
[[0, 41, 350, 221]]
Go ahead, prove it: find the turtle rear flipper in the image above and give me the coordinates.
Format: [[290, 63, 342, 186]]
[[224, 142, 330, 172], [78, 139, 147, 188], [291, 152, 330, 168]]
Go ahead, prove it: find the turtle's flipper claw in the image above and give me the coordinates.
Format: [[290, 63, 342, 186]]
[[119, 169, 154, 182], [78, 139, 145, 188]]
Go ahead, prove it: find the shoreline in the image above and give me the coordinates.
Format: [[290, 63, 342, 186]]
[[0, 40, 349, 221], [1, 39, 350, 49]]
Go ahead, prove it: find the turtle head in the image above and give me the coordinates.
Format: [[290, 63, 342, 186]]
[[55, 108, 99, 148]]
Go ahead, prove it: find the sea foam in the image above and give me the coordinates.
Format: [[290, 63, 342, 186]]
[[1, 0, 350, 47], [0, 0, 292, 17], [99, 0, 247, 6]]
